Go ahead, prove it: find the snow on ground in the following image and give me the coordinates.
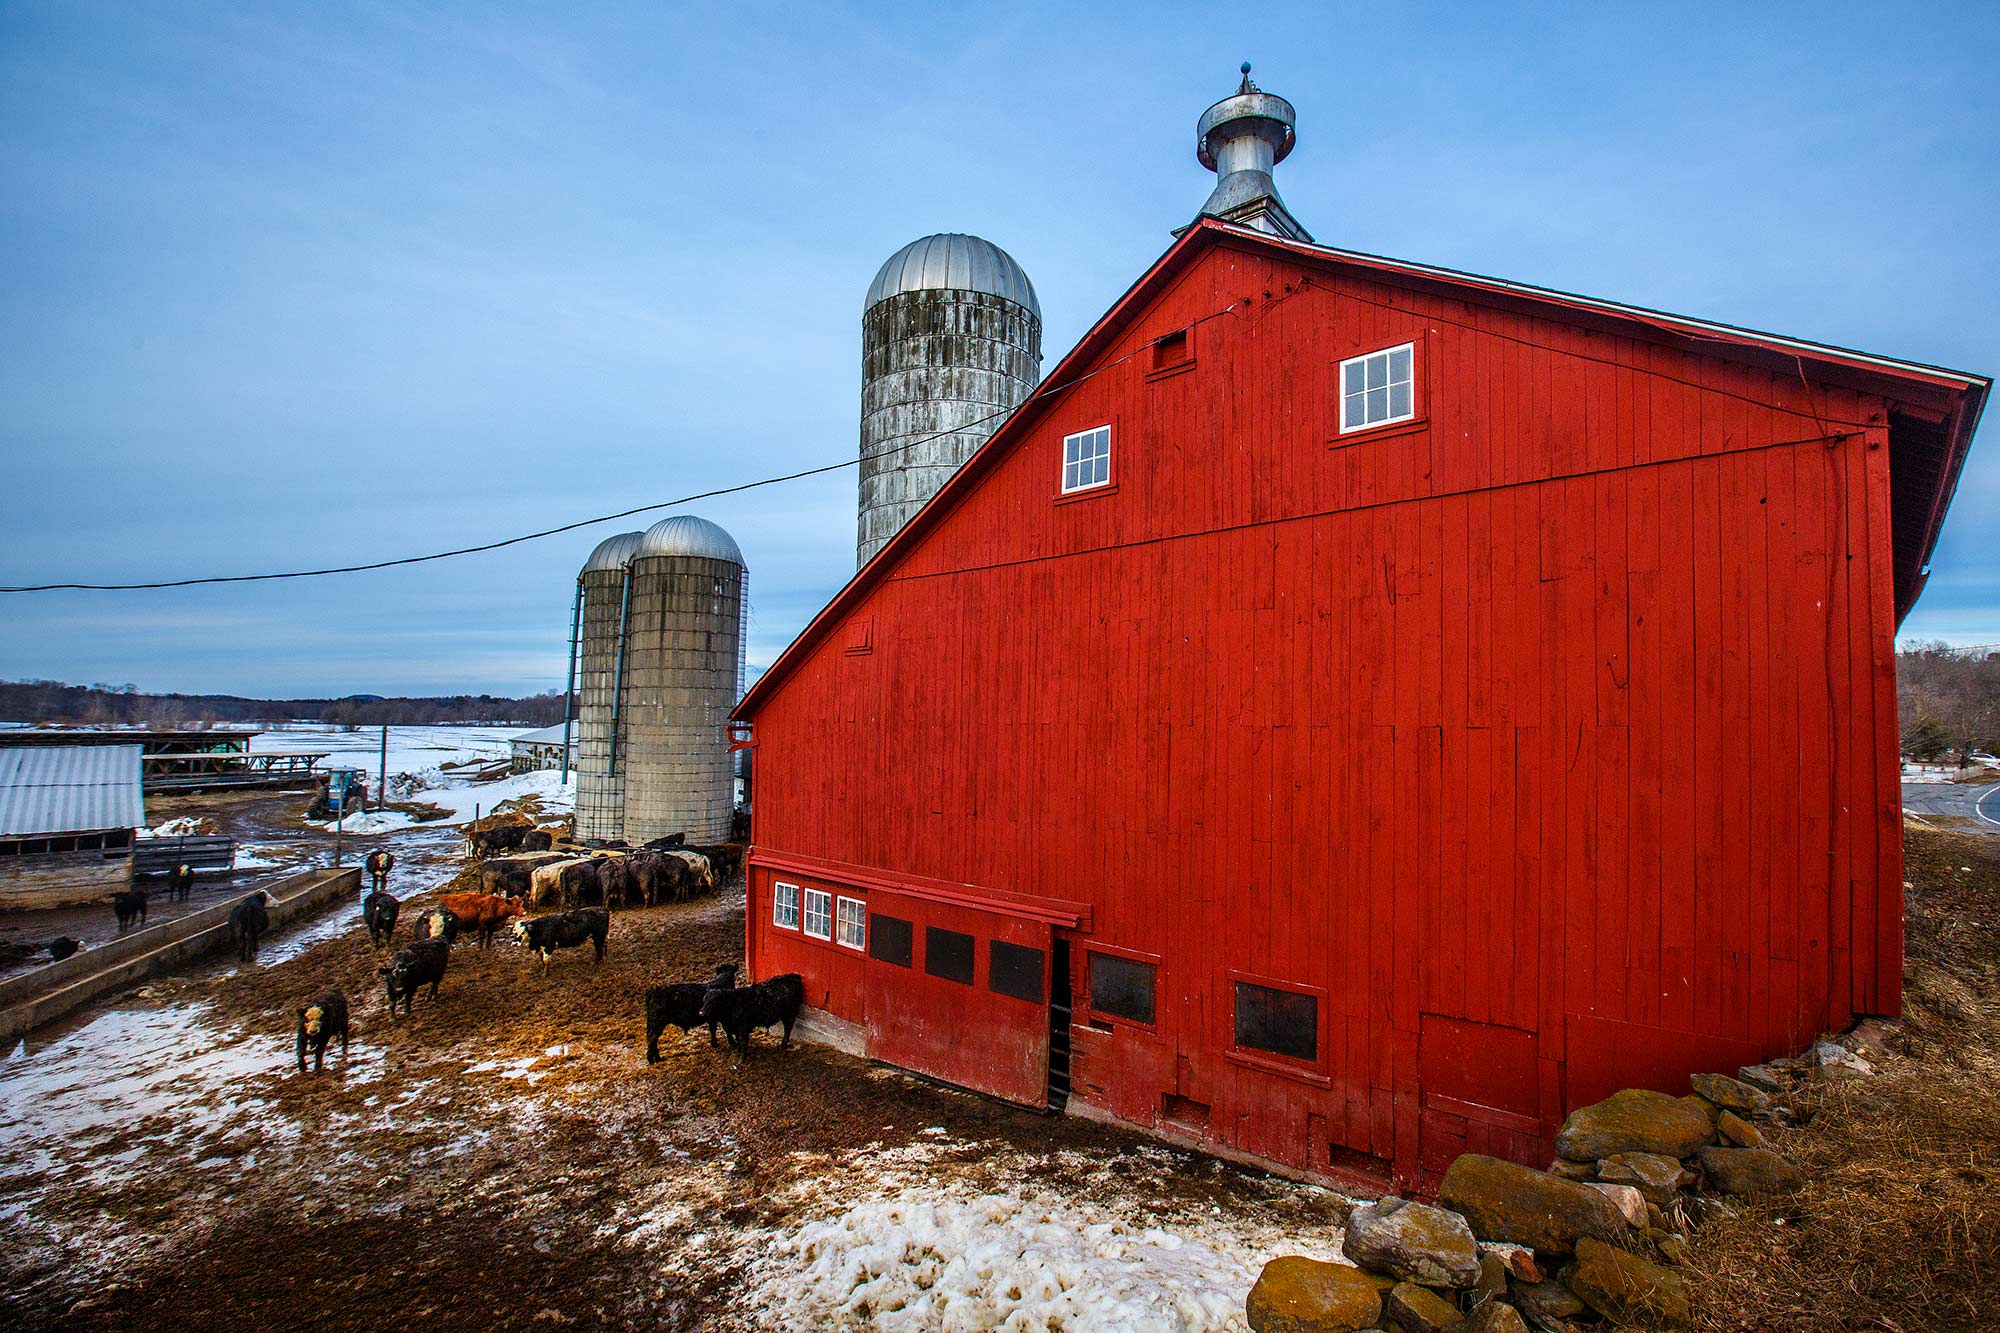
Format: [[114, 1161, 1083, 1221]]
[[306, 769, 573, 835], [252, 723, 519, 776], [728, 1138, 1352, 1333], [140, 816, 214, 838]]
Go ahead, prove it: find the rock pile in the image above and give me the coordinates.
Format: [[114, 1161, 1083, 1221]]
[[1246, 1029, 1880, 1331]]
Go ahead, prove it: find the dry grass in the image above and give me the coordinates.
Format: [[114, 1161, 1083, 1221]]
[[1680, 825, 2000, 1332]]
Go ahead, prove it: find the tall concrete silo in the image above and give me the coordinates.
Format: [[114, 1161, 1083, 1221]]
[[857, 233, 1042, 568], [572, 531, 645, 843], [621, 515, 746, 844]]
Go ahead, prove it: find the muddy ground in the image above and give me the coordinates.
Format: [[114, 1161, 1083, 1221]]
[[0, 823, 1345, 1332]]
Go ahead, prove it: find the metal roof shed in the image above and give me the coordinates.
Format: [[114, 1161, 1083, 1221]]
[[0, 745, 146, 840]]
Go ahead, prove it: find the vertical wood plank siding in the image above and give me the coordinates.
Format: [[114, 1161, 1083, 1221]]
[[748, 242, 1905, 1190]]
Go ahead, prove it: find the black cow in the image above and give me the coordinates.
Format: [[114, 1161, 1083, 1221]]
[[112, 889, 149, 932], [381, 939, 449, 1014], [365, 849, 395, 892], [362, 888, 400, 946], [702, 973, 806, 1054], [509, 907, 609, 967], [295, 992, 350, 1071], [229, 891, 270, 963], [520, 829, 555, 852], [412, 906, 460, 945], [167, 863, 194, 902], [47, 936, 81, 962], [642, 833, 686, 850], [644, 964, 737, 1061]]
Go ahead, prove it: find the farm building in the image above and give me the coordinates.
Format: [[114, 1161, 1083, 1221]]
[[0, 744, 145, 909], [732, 69, 1990, 1192], [509, 724, 577, 774]]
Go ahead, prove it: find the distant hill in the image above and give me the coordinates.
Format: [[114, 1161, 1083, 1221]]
[[0, 679, 567, 728]]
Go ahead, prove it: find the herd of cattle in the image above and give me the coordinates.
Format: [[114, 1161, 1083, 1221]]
[[291, 832, 800, 1073]]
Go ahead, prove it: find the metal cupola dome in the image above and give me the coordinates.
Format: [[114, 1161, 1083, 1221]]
[[580, 531, 646, 575], [637, 515, 745, 567], [864, 233, 1041, 322]]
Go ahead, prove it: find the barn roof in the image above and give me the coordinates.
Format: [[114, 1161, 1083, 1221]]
[[737, 219, 1988, 720], [509, 724, 575, 748], [0, 744, 145, 838]]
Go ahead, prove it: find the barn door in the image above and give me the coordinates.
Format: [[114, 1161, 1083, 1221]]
[[863, 889, 1051, 1108], [1415, 723, 1546, 1170]]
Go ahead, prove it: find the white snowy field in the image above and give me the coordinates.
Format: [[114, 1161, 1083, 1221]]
[[252, 722, 521, 774], [311, 767, 574, 835]]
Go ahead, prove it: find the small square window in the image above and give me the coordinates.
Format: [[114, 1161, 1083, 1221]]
[[802, 887, 833, 940], [1338, 342, 1417, 433], [1234, 981, 1318, 1062], [1088, 952, 1156, 1026], [772, 882, 800, 930], [1151, 328, 1191, 371], [870, 914, 913, 966], [988, 940, 1045, 1003], [1061, 425, 1111, 494], [836, 896, 866, 951], [924, 927, 976, 985]]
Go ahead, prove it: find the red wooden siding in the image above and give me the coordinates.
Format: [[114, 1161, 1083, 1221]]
[[743, 235, 1917, 1190]]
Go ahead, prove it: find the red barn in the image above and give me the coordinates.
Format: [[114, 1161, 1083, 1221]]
[[733, 95, 1986, 1190]]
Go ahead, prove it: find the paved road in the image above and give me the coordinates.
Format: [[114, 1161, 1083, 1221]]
[[1902, 779, 2000, 834]]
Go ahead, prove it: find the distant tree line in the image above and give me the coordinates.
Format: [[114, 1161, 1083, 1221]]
[[0, 679, 568, 728], [1898, 643, 2000, 765]]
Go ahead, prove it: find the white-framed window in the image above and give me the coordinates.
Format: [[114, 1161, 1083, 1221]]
[[1061, 425, 1112, 493], [836, 896, 866, 951], [1339, 342, 1416, 433], [802, 887, 833, 940], [773, 881, 800, 930]]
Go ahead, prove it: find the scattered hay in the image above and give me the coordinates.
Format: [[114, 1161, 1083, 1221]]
[[1679, 826, 2000, 1332], [381, 800, 451, 823], [462, 809, 532, 837]]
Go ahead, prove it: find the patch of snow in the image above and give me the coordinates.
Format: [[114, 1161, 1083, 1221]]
[[140, 816, 211, 838], [233, 844, 291, 870], [747, 1183, 1344, 1332], [304, 769, 574, 835]]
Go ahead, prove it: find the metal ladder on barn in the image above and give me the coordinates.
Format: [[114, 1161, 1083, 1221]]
[[1047, 939, 1072, 1112]]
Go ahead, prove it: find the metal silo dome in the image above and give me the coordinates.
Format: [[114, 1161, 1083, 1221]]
[[637, 515, 745, 567], [580, 531, 645, 575], [865, 233, 1041, 322], [857, 234, 1044, 569]]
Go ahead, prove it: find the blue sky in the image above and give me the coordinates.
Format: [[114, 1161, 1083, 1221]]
[[2, 2, 1995, 697]]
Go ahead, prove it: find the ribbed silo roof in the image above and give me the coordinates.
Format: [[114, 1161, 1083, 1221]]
[[637, 515, 745, 567], [865, 233, 1040, 321], [580, 531, 646, 574]]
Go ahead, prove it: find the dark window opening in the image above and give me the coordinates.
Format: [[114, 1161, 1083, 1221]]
[[924, 927, 975, 985], [1088, 953, 1156, 1026], [988, 940, 1045, 1004], [869, 914, 913, 967], [1152, 328, 1191, 371], [1234, 982, 1318, 1062]]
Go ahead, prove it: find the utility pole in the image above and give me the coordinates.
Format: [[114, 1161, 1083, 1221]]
[[378, 723, 389, 811], [561, 582, 581, 784]]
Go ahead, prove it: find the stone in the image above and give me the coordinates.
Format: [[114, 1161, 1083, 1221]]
[[1689, 1072, 1770, 1113], [1383, 1281, 1461, 1333], [1583, 1182, 1648, 1227], [1736, 1062, 1788, 1094], [1566, 1236, 1690, 1326], [1479, 1243, 1542, 1284], [1811, 1040, 1874, 1075], [1657, 1233, 1690, 1264], [1716, 1109, 1764, 1147], [1644, 1202, 1668, 1231], [1343, 1196, 1484, 1288], [1510, 1278, 1587, 1320], [1546, 1157, 1596, 1181], [1680, 1093, 1721, 1125], [1474, 1251, 1508, 1304], [1553, 1089, 1716, 1161], [1248, 1257, 1384, 1333], [1438, 1154, 1629, 1255], [1840, 1017, 1897, 1060], [1595, 1151, 1691, 1204], [1697, 1146, 1804, 1196], [1456, 1302, 1530, 1333]]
